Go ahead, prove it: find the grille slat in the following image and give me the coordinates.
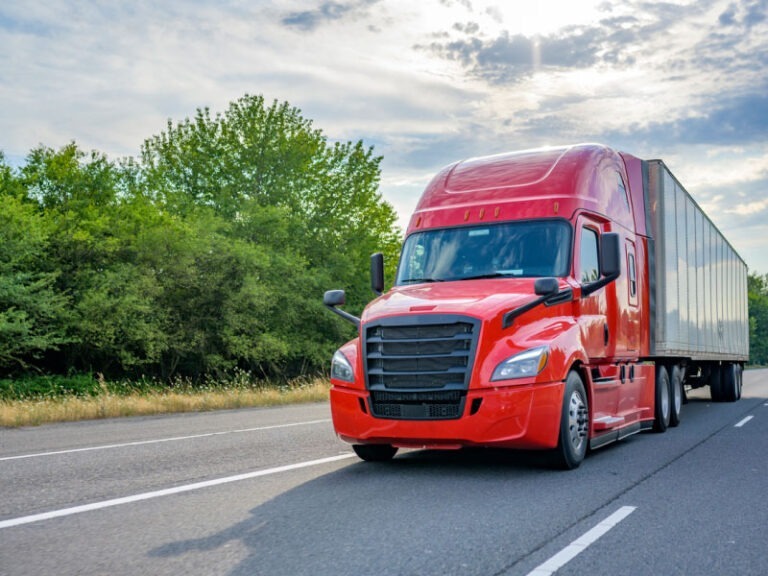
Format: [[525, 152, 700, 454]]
[[368, 372, 464, 389], [364, 316, 479, 420]]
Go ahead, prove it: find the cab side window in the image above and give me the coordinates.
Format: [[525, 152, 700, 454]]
[[580, 228, 600, 283]]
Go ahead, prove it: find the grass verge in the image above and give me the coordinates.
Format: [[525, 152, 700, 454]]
[[0, 376, 330, 428]]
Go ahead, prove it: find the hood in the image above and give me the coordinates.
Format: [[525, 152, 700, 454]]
[[362, 278, 547, 324]]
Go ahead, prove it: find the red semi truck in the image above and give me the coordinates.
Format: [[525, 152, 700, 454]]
[[323, 143, 749, 469]]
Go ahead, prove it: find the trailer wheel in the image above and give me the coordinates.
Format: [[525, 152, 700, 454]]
[[669, 365, 683, 427], [653, 365, 670, 432], [720, 363, 741, 402], [352, 444, 398, 462], [709, 365, 725, 402], [552, 371, 589, 470]]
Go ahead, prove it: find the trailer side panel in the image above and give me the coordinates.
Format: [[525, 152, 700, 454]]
[[646, 160, 748, 360]]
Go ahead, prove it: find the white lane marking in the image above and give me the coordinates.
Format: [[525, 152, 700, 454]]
[[735, 416, 754, 428], [0, 419, 331, 462], [0, 453, 355, 530], [526, 506, 636, 576]]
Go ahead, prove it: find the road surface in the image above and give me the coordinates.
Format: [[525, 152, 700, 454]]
[[2, 370, 767, 575]]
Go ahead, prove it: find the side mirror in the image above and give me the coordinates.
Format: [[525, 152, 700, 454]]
[[323, 289, 360, 328], [371, 252, 384, 296], [534, 277, 559, 297], [581, 232, 621, 298], [600, 233, 620, 277], [323, 289, 346, 307]]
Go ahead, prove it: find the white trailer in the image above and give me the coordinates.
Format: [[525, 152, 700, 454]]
[[645, 159, 748, 401]]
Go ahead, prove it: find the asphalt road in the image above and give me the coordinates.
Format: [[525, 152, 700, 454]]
[[1, 370, 767, 576]]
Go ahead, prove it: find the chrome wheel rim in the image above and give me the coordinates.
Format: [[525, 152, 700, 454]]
[[567, 390, 588, 453]]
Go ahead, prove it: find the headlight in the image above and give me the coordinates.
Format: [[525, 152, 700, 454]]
[[331, 350, 355, 383], [491, 346, 549, 381]]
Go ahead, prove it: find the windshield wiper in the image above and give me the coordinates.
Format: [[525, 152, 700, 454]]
[[459, 272, 514, 281], [399, 277, 446, 284]]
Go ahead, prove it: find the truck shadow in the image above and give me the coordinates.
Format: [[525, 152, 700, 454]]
[[147, 446, 631, 576]]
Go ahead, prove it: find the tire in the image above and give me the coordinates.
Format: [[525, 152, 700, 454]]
[[552, 371, 589, 470], [654, 365, 670, 433], [710, 365, 725, 402], [669, 365, 683, 427], [352, 444, 398, 462], [720, 363, 741, 402]]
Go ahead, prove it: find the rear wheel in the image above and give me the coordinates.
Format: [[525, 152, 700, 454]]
[[552, 371, 589, 470], [669, 365, 683, 427], [710, 365, 725, 402], [352, 444, 398, 462], [720, 363, 741, 402], [654, 365, 670, 432]]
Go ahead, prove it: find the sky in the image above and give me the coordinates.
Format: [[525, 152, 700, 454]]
[[1, 0, 767, 271]]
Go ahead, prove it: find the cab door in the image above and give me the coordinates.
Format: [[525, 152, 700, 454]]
[[575, 216, 611, 361], [575, 216, 618, 420]]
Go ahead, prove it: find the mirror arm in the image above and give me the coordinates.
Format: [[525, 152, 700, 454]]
[[502, 289, 572, 329], [580, 270, 620, 298], [324, 304, 361, 329], [502, 295, 549, 329]]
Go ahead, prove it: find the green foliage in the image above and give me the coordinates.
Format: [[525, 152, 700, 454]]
[[0, 373, 101, 400], [748, 272, 768, 365], [137, 94, 400, 377], [0, 175, 70, 371], [0, 94, 402, 382]]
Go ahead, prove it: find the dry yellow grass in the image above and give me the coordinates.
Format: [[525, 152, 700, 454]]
[[0, 379, 330, 428]]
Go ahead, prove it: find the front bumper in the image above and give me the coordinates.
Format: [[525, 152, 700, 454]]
[[330, 381, 565, 450]]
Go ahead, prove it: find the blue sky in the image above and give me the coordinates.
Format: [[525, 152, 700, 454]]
[[1, 0, 767, 271]]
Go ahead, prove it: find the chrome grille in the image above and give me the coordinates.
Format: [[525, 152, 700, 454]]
[[363, 316, 479, 420]]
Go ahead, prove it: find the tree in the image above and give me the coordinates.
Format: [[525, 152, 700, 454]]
[[0, 94, 402, 381], [0, 159, 70, 372], [17, 145, 170, 375], [139, 94, 401, 377], [748, 272, 768, 365]]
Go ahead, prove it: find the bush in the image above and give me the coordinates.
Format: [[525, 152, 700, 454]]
[[0, 373, 101, 400]]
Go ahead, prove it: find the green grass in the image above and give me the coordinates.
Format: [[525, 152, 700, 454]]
[[0, 372, 330, 427]]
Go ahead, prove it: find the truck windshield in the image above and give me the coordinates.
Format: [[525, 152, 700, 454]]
[[396, 220, 572, 285]]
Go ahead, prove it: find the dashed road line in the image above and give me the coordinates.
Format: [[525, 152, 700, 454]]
[[526, 506, 637, 576], [735, 415, 754, 428]]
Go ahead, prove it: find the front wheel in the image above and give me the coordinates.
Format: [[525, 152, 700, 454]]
[[552, 371, 589, 470], [352, 444, 398, 462]]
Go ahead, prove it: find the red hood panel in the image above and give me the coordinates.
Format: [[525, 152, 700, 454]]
[[362, 279, 543, 323]]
